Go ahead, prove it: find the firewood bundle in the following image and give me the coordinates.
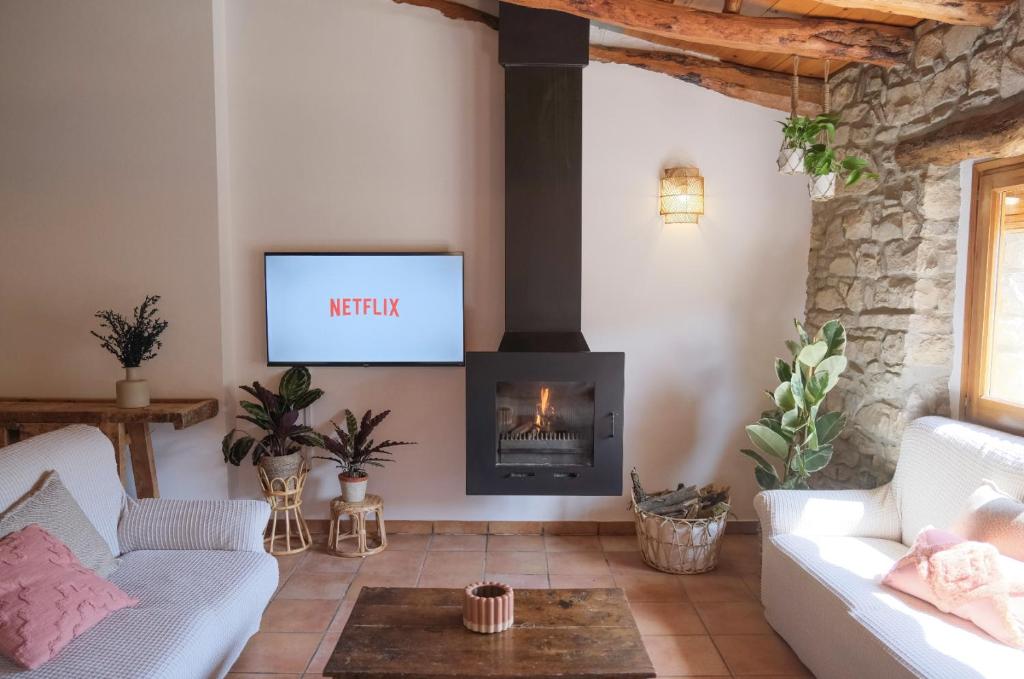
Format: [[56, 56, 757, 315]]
[[630, 468, 730, 520]]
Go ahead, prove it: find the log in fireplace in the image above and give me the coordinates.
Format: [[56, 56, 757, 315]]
[[465, 4, 624, 496]]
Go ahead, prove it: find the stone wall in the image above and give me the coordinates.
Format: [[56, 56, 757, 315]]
[[806, 5, 1024, 487]]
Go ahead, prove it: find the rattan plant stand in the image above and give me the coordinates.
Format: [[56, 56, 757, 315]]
[[632, 497, 727, 574], [259, 461, 312, 556], [328, 494, 387, 558]]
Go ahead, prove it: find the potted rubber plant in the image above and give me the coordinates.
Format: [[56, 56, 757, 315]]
[[315, 409, 415, 502], [740, 319, 849, 490], [90, 294, 169, 408], [221, 366, 324, 481]]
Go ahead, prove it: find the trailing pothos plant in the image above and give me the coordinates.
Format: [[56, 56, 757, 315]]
[[314, 409, 415, 478], [741, 319, 849, 491], [779, 114, 836, 152], [222, 366, 325, 466], [798, 113, 877, 186]]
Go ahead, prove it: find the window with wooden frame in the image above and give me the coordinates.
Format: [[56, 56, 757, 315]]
[[962, 157, 1024, 434]]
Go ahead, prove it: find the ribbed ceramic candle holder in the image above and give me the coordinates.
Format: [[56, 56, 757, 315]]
[[463, 582, 514, 634]]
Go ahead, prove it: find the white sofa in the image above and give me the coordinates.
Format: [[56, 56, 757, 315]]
[[755, 416, 1024, 679], [0, 425, 277, 679]]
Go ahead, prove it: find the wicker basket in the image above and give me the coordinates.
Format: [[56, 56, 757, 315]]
[[631, 497, 727, 574]]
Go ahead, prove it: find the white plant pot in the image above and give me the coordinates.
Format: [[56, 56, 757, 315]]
[[116, 367, 150, 408], [339, 474, 368, 503], [777, 147, 805, 175], [809, 173, 837, 201]]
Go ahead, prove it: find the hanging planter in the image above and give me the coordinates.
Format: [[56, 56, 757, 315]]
[[777, 146, 806, 175], [777, 57, 807, 175], [808, 172, 837, 201]]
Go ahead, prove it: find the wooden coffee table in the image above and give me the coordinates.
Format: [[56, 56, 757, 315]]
[[324, 587, 655, 679]]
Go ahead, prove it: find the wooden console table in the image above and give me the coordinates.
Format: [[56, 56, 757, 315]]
[[0, 399, 218, 499]]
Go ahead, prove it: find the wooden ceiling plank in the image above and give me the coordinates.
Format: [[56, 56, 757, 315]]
[[499, 0, 913, 65], [391, 0, 499, 28], [590, 45, 824, 114]]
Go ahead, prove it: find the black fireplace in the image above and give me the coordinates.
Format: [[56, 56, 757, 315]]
[[465, 4, 624, 496]]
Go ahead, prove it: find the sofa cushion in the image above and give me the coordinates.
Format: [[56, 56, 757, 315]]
[[0, 471, 118, 576], [954, 481, 1024, 562], [0, 525, 137, 670], [0, 549, 278, 679], [0, 426, 125, 555], [772, 533, 1024, 679], [895, 417, 1024, 545]]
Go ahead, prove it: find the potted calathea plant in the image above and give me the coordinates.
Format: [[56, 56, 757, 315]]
[[740, 319, 849, 491], [777, 114, 832, 175], [315, 409, 415, 502], [91, 294, 169, 408], [222, 366, 324, 481]]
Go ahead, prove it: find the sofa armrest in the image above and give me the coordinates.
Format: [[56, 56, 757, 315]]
[[117, 497, 269, 553], [754, 484, 900, 540]]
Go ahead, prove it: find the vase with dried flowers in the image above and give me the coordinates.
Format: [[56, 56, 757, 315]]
[[90, 294, 168, 408]]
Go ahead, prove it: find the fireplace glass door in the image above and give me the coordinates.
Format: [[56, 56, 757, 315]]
[[495, 381, 595, 467]]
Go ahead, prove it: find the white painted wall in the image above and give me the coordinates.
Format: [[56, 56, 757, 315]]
[[0, 0, 230, 499], [0, 0, 811, 520], [221, 0, 812, 520]]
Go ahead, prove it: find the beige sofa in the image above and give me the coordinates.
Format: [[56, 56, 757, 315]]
[[756, 416, 1024, 679]]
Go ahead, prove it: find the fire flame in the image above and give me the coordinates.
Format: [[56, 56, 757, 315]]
[[535, 387, 550, 427]]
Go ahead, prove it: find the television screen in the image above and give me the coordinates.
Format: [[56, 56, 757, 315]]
[[265, 253, 464, 366]]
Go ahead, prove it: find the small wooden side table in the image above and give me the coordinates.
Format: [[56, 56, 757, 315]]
[[0, 398, 218, 499], [328, 495, 387, 558]]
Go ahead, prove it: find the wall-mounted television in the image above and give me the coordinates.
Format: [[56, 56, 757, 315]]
[[265, 252, 464, 366]]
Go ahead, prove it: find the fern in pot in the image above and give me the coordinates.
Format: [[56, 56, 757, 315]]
[[315, 409, 415, 502], [740, 319, 849, 490], [222, 366, 324, 481]]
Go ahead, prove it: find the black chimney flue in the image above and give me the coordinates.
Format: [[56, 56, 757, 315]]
[[498, 4, 590, 353]]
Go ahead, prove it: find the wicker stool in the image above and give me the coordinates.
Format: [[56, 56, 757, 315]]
[[259, 462, 312, 556], [328, 494, 387, 557]]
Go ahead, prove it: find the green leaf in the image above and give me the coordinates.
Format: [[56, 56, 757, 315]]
[[775, 358, 792, 383], [773, 382, 796, 411], [291, 388, 324, 411], [793, 319, 811, 346], [815, 355, 848, 392], [805, 371, 830, 405], [226, 435, 255, 466], [800, 445, 834, 473], [754, 464, 780, 491], [345, 409, 358, 439], [785, 340, 801, 359], [757, 417, 793, 442], [740, 448, 775, 473], [817, 319, 846, 356], [278, 366, 311, 405], [797, 341, 828, 367], [239, 401, 272, 428], [781, 475, 809, 490], [790, 367, 805, 407], [815, 411, 847, 445], [745, 424, 790, 460], [781, 408, 801, 432]]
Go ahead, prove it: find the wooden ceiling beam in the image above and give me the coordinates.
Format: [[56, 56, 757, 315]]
[[498, 0, 912, 65], [591, 45, 823, 115], [391, 0, 499, 29], [896, 93, 1024, 166], [812, 0, 1010, 27]]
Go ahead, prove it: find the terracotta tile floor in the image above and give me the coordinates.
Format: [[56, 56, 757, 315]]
[[228, 532, 811, 678]]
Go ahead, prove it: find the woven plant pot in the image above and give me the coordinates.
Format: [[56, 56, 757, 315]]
[[632, 498, 727, 574], [777, 146, 805, 175], [809, 173, 837, 201], [259, 452, 303, 482]]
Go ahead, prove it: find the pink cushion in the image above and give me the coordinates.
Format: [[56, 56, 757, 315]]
[[953, 481, 1024, 562], [0, 524, 138, 669], [883, 527, 1024, 648]]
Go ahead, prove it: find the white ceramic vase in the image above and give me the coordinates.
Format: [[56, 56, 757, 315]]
[[116, 367, 150, 408], [809, 173, 837, 201], [339, 474, 368, 503], [777, 146, 805, 175]]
